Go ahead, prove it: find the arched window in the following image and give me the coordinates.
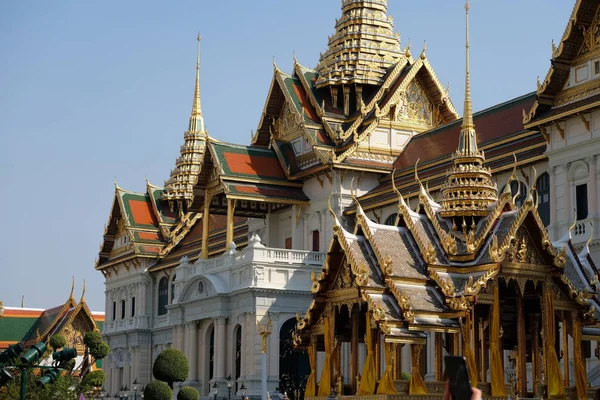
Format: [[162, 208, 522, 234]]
[[536, 173, 550, 226], [171, 274, 177, 303], [158, 277, 169, 316], [121, 299, 126, 319], [384, 213, 398, 226], [510, 181, 527, 207]]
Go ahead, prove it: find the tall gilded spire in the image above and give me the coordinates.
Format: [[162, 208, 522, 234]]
[[189, 33, 205, 133], [439, 1, 497, 218], [162, 35, 208, 207], [463, 0, 473, 131], [314, 0, 403, 88]]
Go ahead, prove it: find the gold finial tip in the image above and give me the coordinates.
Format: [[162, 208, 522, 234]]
[[197, 33, 201, 42], [465, 0, 470, 12]]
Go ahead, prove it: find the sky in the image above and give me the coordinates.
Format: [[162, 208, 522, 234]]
[[0, 0, 575, 312]]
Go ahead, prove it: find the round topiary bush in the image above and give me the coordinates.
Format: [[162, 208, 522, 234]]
[[153, 348, 189, 388], [83, 331, 103, 349], [49, 334, 66, 351], [177, 386, 200, 400], [81, 370, 106, 388], [144, 380, 173, 400]]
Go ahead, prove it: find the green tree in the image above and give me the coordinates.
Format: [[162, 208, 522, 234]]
[[153, 348, 189, 389], [49, 334, 67, 351], [81, 370, 106, 391], [0, 368, 79, 400], [177, 386, 200, 400], [80, 331, 110, 379], [144, 380, 173, 400]]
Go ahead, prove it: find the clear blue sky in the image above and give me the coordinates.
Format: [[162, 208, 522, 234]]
[[0, 0, 573, 311]]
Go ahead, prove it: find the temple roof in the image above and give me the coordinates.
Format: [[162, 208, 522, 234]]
[[355, 92, 539, 212], [0, 287, 104, 349], [297, 184, 600, 343], [314, 0, 404, 88], [254, 55, 458, 174], [524, 0, 600, 127]]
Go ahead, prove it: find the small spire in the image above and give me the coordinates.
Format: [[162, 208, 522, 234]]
[[80, 279, 86, 303], [189, 33, 205, 133], [69, 276, 75, 299]]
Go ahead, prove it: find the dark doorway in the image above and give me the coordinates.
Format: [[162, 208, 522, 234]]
[[279, 318, 310, 400]]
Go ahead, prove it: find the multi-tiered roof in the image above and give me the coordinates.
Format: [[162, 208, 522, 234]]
[[439, 1, 497, 218], [315, 0, 404, 88], [162, 35, 208, 210]]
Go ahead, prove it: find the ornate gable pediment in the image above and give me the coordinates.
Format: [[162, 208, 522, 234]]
[[392, 79, 435, 128], [504, 228, 544, 266], [579, 5, 600, 56], [331, 261, 355, 290], [273, 100, 305, 141]]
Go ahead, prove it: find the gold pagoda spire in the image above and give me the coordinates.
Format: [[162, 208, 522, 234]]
[[162, 35, 208, 206], [314, 0, 403, 88], [439, 1, 497, 218], [189, 33, 205, 133]]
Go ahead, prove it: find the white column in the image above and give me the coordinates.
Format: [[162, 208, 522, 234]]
[[189, 322, 198, 381], [589, 156, 598, 219], [550, 166, 557, 237], [123, 351, 131, 388], [261, 353, 267, 400], [173, 325, 179, 350], [216, 317, 227, 379], [565, 163, 572, 225], [179, 324, 186, 353]]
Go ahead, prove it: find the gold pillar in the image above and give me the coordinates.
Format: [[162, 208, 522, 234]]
[[350, 308, 359, 392], [479, 316, 486, 383], [543, 288, 565, 397], [572, 315, 587, 400], [226, 199, 236, 247], [201, 193, 212, 259], [453, 332, 460, 355], [532, 315, 540, 388], [375, 326, 381, 380], [516, 289, 527, 396], [434, 332, 443, 381], [562, 313, 569, 386]]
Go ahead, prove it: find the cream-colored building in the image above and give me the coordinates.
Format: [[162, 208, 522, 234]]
[[97, 0, 600, 397]]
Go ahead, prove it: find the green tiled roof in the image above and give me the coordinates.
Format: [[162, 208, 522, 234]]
[[0, 316, 39, 342]]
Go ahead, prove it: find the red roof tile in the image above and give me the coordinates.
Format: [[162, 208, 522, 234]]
[[128, 199, 157, 226], [223, 152, 286, 179], [394, 93, 536, 170]]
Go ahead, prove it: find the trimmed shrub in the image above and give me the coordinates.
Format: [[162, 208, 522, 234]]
[[83, 331, 103, 349], [81, 370, 106, 388], [400, 371, 411, 380], [144, 380, 173, 400], [49, 334, 67, 351], [153, 348, 189, 388], [177, 386, 200, 400], [89, 341, 110, 360]]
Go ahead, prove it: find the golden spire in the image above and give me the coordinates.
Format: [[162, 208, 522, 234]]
[[189, 33, 205, 133], [315, 0, 403, 88], [439, 1, 497, 218], [162, 34, 209, 206], [69, 276, 75, 299], [457, 0, 478, 156], [463, 1, 473, 130]]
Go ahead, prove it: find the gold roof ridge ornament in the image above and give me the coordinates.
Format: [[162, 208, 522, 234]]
[[439, 1, 497, 218], [162, 34, 208, 206]]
